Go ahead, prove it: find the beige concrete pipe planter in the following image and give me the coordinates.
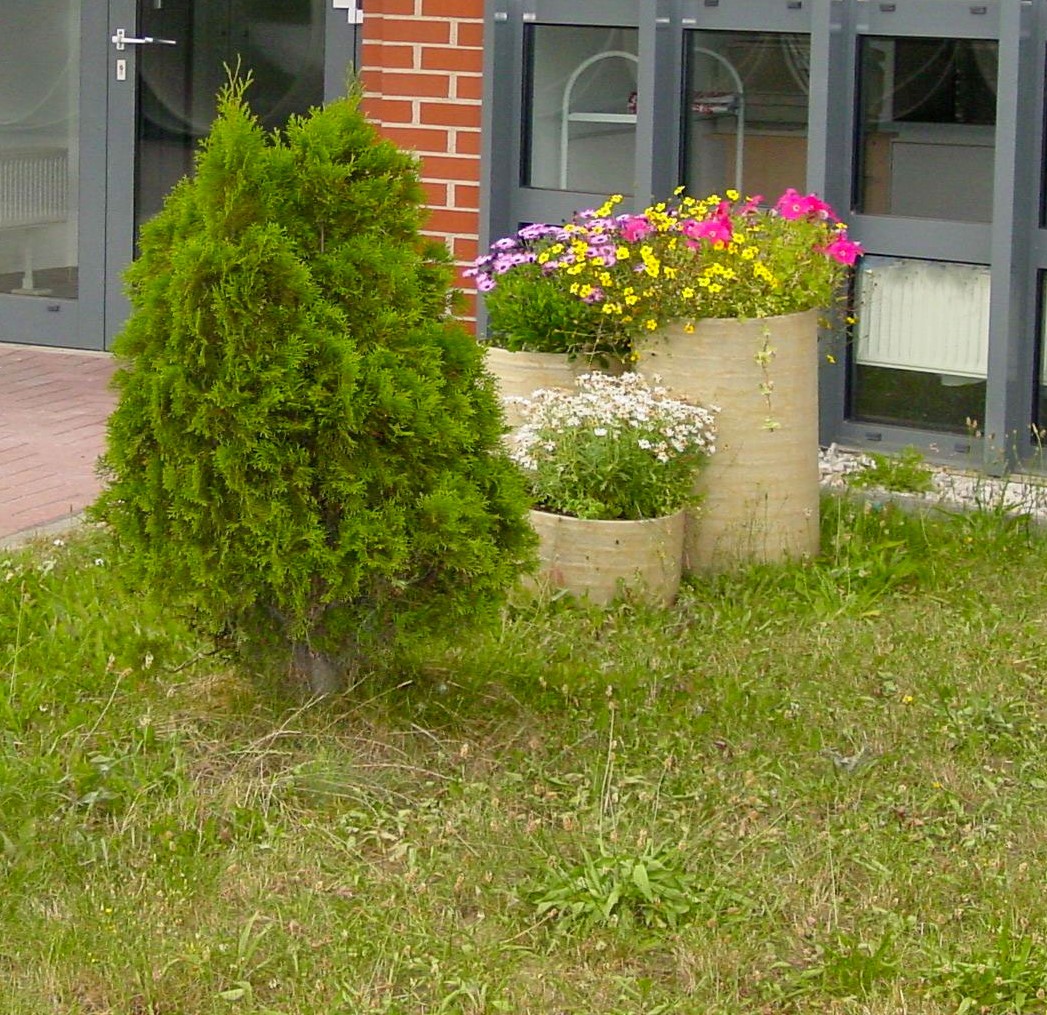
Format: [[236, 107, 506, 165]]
[[527, 508, 686, 607], [635, 310, 820, 571], [483, 345, 623, 428]]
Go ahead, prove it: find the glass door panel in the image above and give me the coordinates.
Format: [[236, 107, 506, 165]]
[[683, 30, 811, 200], [856, 36, 997, 221], [0, 0, 80, 301], [524, 24, 639, 195], [134, 0, 326, 235]]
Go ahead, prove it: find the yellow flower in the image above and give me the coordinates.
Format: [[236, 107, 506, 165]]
[[684, 322, 695, 334], [682, 287, 695, 299], [616, 246, 630, 259], [708, 283, 723, 293], [644, 319, 658, 330], [726, 188, 740, 201]]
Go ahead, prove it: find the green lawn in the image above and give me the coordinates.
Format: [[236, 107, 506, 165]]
[[4, 498, 1047, 1013]]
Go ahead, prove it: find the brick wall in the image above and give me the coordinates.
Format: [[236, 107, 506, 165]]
[[361, 0, 486, 322]]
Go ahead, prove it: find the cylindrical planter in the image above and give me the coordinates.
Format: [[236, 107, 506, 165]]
[[635, 310, 820, 571], [483, 345, 622, 428], [528, 508, 685, 607]]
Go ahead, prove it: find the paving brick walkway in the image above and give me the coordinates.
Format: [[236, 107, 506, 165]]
[[0, 344, 116, 546]]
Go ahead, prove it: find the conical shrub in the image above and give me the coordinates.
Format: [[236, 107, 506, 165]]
[[95, 78, 535, 692]]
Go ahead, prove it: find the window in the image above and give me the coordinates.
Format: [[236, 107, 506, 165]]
[[683, 31, 810, 200], [856, 37, 997, 222], [523, 25, 638, 194]]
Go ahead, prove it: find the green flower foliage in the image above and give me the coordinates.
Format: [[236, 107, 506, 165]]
[[94, 77, 535, 689]]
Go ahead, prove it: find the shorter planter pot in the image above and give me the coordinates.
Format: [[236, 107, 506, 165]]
[[528, 508, 685, 607], [483, 345, 622, 428]]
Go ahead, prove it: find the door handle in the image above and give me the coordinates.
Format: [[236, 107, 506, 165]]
[[111, 28, 177, 51]]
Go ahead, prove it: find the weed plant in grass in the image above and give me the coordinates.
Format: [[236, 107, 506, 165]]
[[4, 498, 1047, 1012]]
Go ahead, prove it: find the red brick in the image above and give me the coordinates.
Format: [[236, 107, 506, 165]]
[[374, 0, 416, 13], [380, 71, 451, 98], [420, 47, 483, 73], [425, 207, 483, 234], [460, 292, 479, 325], [453, 235, 479, 261], [419, 101, 482, 128], [422, 0, 483, 15], [452, 184, 480, 210], [380, 19, 451, 44], [455, 22, 484, 48], [360, 95, 384, 123], [453, 75, 484, 101], [363, 42, 416, 69], [381, 125, 452, 152], [453, 130, 481, 156], [422, 181, 450, 206], [420, 154, 482, 182], [363, 97, 415, 124]]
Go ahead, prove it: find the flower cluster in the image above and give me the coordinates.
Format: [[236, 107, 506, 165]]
[[469, 188, 861, 349], [507, 372, 719, 521], [465, 222, 633, 357]]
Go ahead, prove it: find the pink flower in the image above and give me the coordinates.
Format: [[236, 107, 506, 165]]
[[618, 214, 653, 243], [775, 188, 806, 220], [775, 188, 839, 222], [822, 235, 863, 266], [680, 215, 732, 246]]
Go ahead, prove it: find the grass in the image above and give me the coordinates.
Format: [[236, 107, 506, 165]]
[[4, 497, 1047, 1012]]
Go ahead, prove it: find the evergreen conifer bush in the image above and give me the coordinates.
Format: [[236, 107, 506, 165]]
[[95, 77, 535, 694]]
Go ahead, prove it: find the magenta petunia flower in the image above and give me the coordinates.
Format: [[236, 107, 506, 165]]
[[619, 215, 654, 243], [822, 235, 863, 266], [680, 216, 732, 246]]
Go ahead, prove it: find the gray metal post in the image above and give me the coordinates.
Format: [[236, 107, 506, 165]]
[[984, 0, 1034, 472]]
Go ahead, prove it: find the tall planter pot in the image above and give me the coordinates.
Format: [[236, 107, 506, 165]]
[[635, 310, 820, 571], [528, 509, 685, 607], [483, 346, 623, 427]]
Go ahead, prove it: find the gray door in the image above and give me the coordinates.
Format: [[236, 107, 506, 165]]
[[0, 1, 108, 350], [0, 0, 357, 352]]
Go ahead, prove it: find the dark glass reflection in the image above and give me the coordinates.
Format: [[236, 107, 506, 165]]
[[135, 0, 325, 234], [856, 37, 997, 221]]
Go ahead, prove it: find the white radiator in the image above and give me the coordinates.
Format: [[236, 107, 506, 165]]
[[856, 257, 989, 381], [0, 147, 68, 229]]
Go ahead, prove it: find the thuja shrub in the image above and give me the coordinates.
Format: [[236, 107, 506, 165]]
[[94, 78, 535, 693]]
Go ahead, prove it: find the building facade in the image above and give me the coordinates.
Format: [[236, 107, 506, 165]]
[[2, 1, 1045, 466]]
